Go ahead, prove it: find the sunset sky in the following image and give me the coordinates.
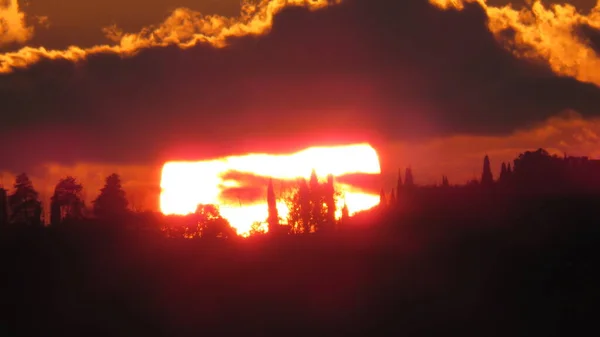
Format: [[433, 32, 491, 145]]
[[2, 0, 600, 213]]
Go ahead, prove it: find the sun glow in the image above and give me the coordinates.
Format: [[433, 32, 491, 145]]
[[160, 143, 381, 236]]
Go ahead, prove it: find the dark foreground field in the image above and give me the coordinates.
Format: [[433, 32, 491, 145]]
[[1, 198, 599, 337]]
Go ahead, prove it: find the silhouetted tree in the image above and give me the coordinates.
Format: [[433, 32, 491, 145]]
[[50, 198, 61, 227], [51, 176, 84, 224], [286, 173, 338, 234], [196, 204, 236, 239], [512, 148, 568, 193], [341, 202, 350, 224], [309, 169, 326, 230], [389, 188, 396, 206], [442, 175, 449, 187], [324, 174, 336, 230], [299, 177, 312, 233], [379, 188, 387, 209], [266, 178, 279, 234], [161, 214, 196, 239], [249, 221, 267, 236], [405, 167, 414, 187], [499, 162, 507, 182], [93, 173, 129, 220], [396, 168, 403, 203], [286, 178, 313, 234], [8, 173, 42, 226], [481, 155, 494, 188]]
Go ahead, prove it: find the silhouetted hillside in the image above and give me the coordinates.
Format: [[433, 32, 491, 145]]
[[1, 189, 599, 337], [1, 148, 600, 336]]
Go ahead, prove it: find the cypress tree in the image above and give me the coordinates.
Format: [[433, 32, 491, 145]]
[[389, 188, 396, 206], [405, 167, 414, 187], [481, 155, 494, 187], [267, 178, 279, 234], [397, 168, 403, 192], [341, 202, 350, 224], [379, 188, 387, 209], [298, 178, 311, 234], [500, 162, 507, 182], [324, 174, 336, 230], [308, 169, 324, 230]]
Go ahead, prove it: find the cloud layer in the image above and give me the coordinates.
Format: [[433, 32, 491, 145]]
[[0, 0, 341, 73], [430, 0, 600, 87]]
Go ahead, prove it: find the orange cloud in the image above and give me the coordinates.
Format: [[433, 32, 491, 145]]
[[35, 15, 50, 29], [0, 0, 341, 73], [429, 0, 600, 87], [0, 0, 33, 46]]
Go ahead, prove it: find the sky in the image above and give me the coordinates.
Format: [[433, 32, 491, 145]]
[[1, 0, 600, 211]]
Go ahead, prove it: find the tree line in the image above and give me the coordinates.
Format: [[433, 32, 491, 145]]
[[0, 173, 129, 228], [2, 148, 599, 238], [0, 168, 346, 238], [377, 149, 600, 210]]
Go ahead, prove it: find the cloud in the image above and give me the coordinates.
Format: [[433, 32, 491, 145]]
[[429, 0, 600, 87], [0, 0, 34, 46], [217, 171, 269, 204], [101, 24, 123, 43], [0, 0, 341, 73], [35, 15, 50, 29], [216, 170, 380, 205], [219, 186, 265, 205], [335, 174, 381, 193]]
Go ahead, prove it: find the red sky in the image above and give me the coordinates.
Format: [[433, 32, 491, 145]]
[[1, 0, 600, 211]]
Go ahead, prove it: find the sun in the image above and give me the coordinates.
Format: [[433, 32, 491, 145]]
[[160, 143, 381, 236]]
